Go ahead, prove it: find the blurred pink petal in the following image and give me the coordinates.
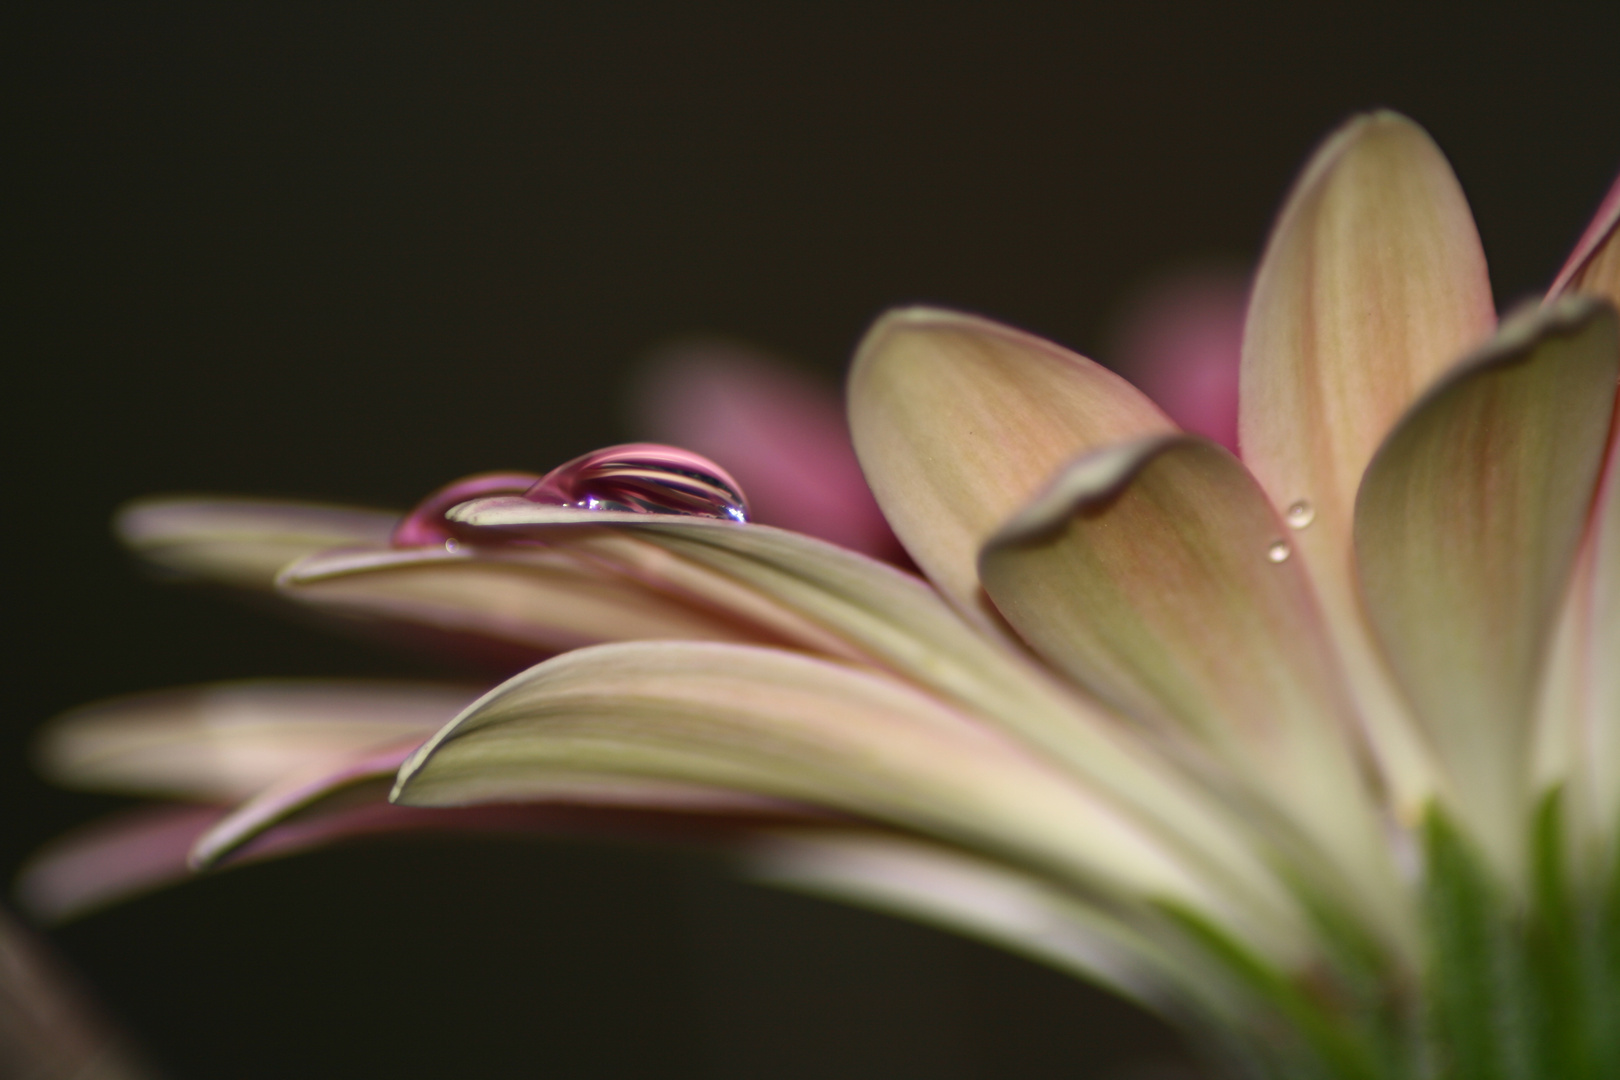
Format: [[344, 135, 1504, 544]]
[[1107, 266, 1248, 452], [629, 340, 904, 560], [0, 907, 157, 1079], [1548, 169, 1620, 300], [15, 805, 228, 923]]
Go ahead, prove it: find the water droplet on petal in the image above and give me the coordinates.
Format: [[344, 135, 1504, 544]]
[[526, 443, 751, 522], [1266, 540, 1292, 563], [443, 538, 461, 553], [392, 472, 542, 547], [1284, 499, 1315, 529]]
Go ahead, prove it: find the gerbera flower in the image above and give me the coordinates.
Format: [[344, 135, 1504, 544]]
[[22, 111, 1620, 1078]]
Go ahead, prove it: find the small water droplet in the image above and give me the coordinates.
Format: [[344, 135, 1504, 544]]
[[1267, 540, 1292, 563], [392, 472, 541, 547], [525, 443, 751, 522], [1284, 499, 1315, 529], [443, 537, 461, 553]]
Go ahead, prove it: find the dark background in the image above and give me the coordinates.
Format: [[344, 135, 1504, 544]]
[[6, 3, 1618, 1077]]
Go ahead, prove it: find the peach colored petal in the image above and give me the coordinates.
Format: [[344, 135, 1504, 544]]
[[1239, 111, 1497, 813], [1355, 297, 1618, 874], [847, 307, 1173, 621], [630, 340, 902, 559]]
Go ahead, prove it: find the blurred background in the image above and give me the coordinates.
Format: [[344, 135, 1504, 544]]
[[6, 3, 1618, 1077]]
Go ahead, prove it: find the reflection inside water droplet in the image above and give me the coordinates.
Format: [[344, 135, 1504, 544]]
[[1284, 499, 1315, 529], [1266, 540, 1292, 563], [525, 443, 751, 523]]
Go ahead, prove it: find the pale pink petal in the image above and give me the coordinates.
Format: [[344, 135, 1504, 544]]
[[15, 805, 227, 923], [1548, 169, 1620, 303], [1108, 267, 1247, 452], [630, 340, 903, 559]]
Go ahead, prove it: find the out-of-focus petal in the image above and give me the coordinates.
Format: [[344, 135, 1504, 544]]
[[395, 640, 1308, 966], [846, 307, 1173, 620], [979, 436, 1410, 956], [1355, 297, 1619, 874], [741, 829, 1185, 1009], [14, 806, 226, 923], [35, 681, 472, 801], [1238, 111, 1496, 812], [1108, 267, 1247, 452], [448, 499, 1290, 914], [1548, 170, 1620, 306], [0, 906, 158, 1079], [116, 497, 398, 588], [629, 340, 902, 559]]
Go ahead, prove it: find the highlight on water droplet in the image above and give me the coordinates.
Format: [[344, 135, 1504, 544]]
[[525, 443, 751, 523], [393, 472, 543, 547], [1284, 499, 1315, 529], [1266, 540, 1292, 563]]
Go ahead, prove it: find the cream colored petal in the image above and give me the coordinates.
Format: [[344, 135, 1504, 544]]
[[741, 829, 1184, 1008], [1356, 297, 1619, 876], [395, 640, 1305, 964], [278, 542, 819, 654], [1239, 111, 1496, 812], [449, 499, 1297, 928], [980, 436, 1411, 955], [191, 741, 811, 869], [1548, 171, 1620, 306], [846, 307, 1173, 619], [35, 681, 472, 801], [116, 497, 398, 588]]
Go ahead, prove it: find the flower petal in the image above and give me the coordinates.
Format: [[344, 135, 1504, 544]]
[[979, 436, 1410, 952], [14, 805, 227, 922], [1355, 296, 1620, 873], [846, 307, 1173, 619], [394, 640, 1302, 961], [1548, 170, 1620, 306], [191, 741, 815, 869], [1238, 111, 1496, 811], [36, 681, 472, 801], [116, 497, 398, 588], [278, 542, 815, 654], [629, 339, 902, 559], [448, 499, 1296, 922], [741, 829, 1182, 1007]]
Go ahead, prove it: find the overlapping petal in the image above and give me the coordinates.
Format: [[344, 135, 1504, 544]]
[[447, 499, 1296, 922], [979, 436, 1410, 952], [1355, 297, 1619, 872], [395, 640, 1306, 962], [1239, 111, 1498, 810], [847, 307, 1172, 619]]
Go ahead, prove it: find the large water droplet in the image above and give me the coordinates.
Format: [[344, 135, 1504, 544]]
[[525, 443, 751, 523], [1284, 499, 1315, 529], [1266, 540, 1292, 563], [392, 472, 542, 547]]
